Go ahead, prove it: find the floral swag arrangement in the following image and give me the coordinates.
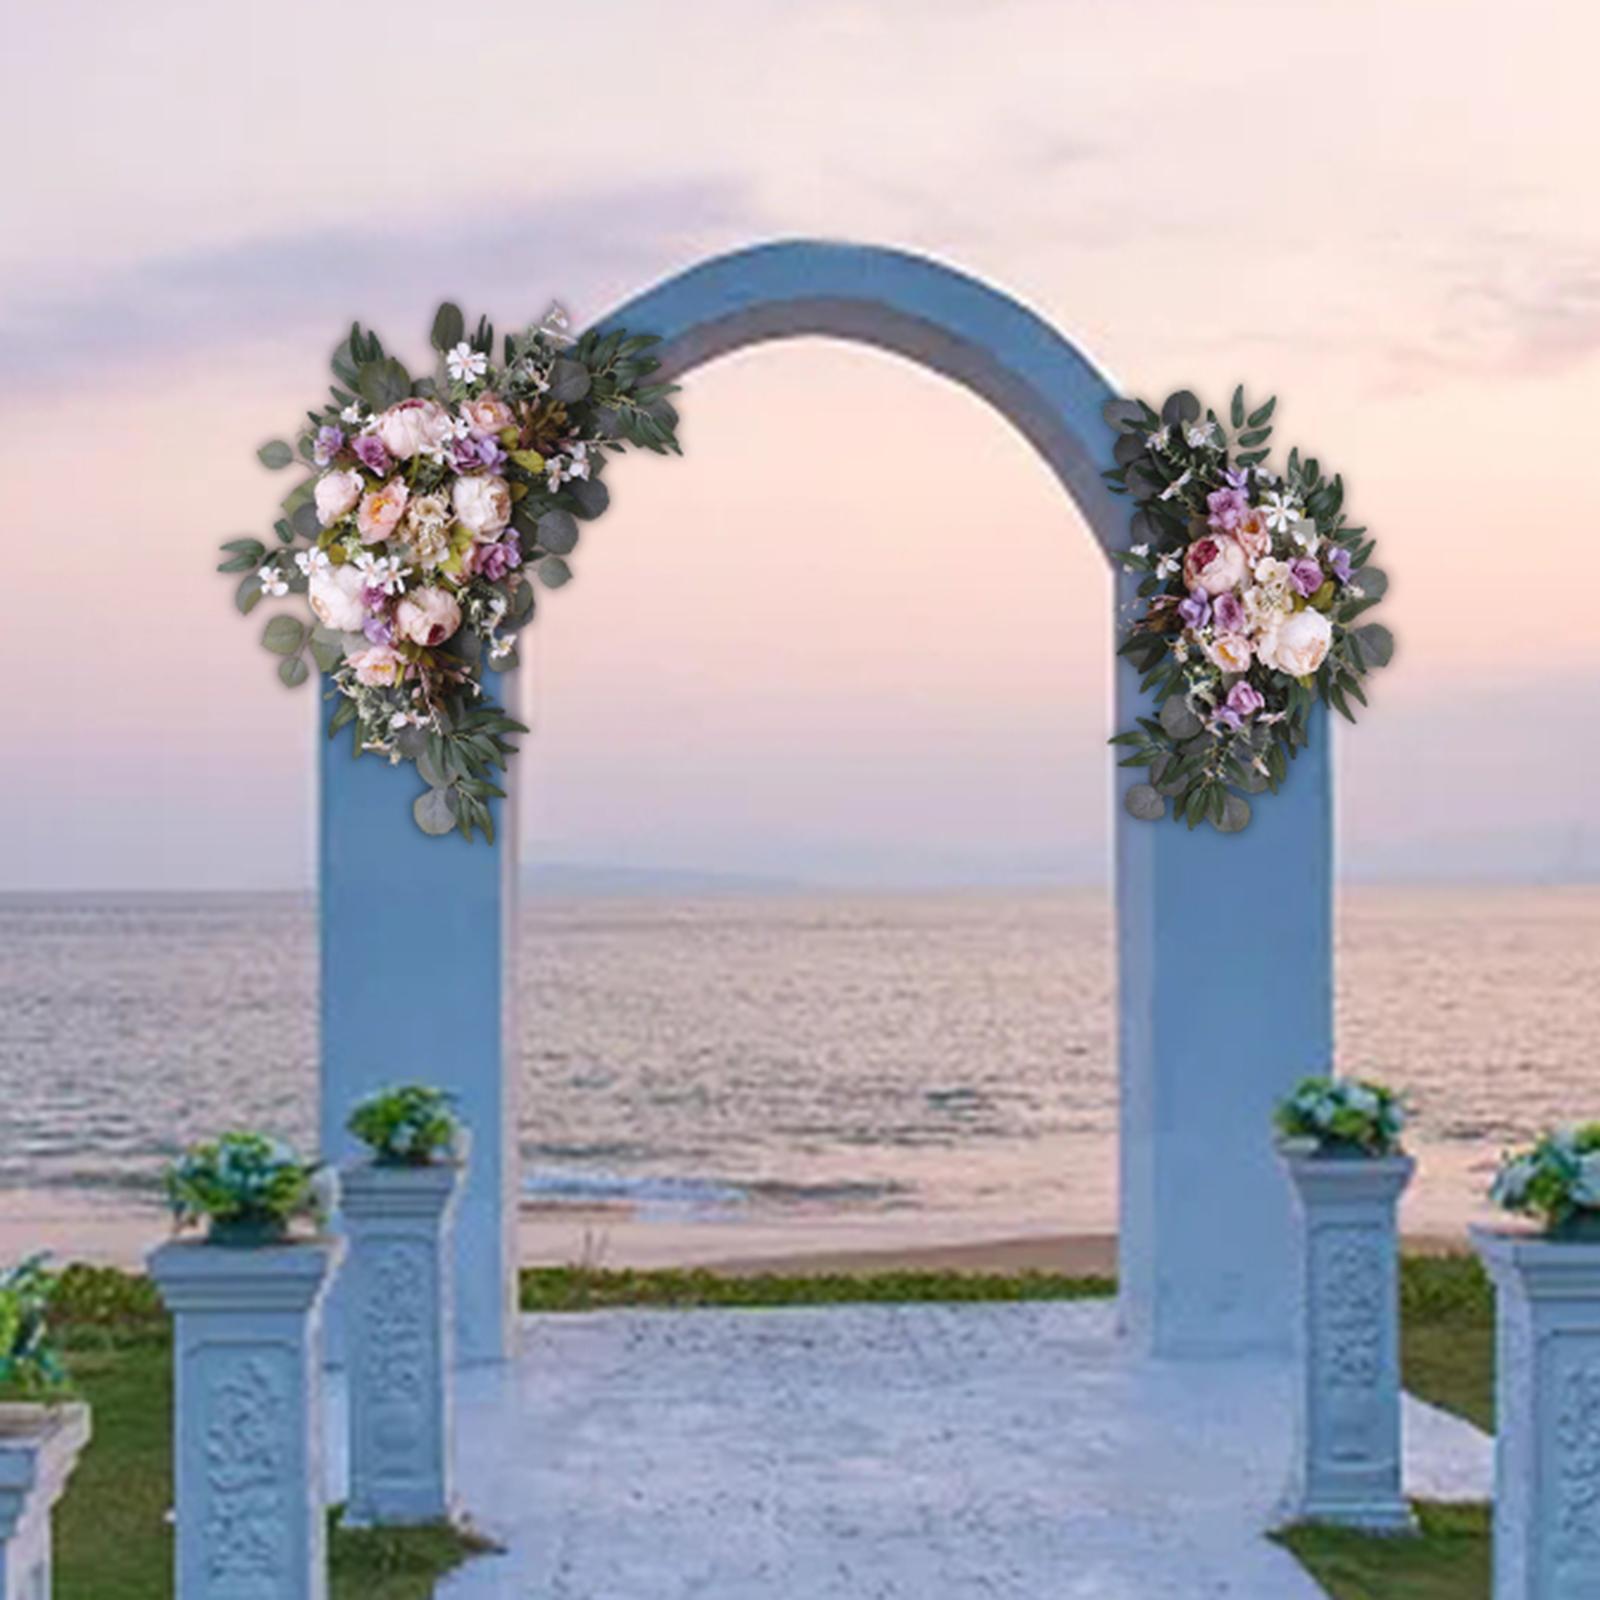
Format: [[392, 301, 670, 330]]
[[1491, 1126, 1600, 1239], [1274, 1074, 1407, 1158], [217, 302, 681, 842], [1105, 389, 1393, 832]]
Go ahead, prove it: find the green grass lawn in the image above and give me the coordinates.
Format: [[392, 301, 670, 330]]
[[35, 1255, 1496, 1600]]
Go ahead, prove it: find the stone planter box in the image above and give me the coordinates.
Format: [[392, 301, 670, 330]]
[[340, 1156, 464, 1525], [1280, 1150, 1415, 1531], [150, 1237, 344, 1600], [0, 1401, 89, 1600], [1473, 1226, 1600, 1599]]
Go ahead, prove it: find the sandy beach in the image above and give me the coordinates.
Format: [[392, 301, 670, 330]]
[[0, 1186, 1474, 1277]]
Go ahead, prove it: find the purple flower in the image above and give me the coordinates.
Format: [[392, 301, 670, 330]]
[[352, 434, 393, 475], [313, 425, 345, 466], [1206, 486, 1248, 532], [1213, 707, 1244, 732], [1177, 589, 1212, 630], [1213, 592, 1246, 632], [1289, 557, 1324, 597], [475, 435, 507, 472], [474, 535, 522, 583], [1222, 466, 1251, 491], [1327, 546, 1353, 584], [1225, 680, 1265, 718], [361, 614, 394, 646]]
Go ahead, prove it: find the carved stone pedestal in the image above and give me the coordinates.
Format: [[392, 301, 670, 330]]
[[1280, 1152, 1414, 1531], [150, 1238, 344, 1600], [1473, 1228, 1600, 1599], [340, 1159, 463, 1525], [0, 1402, 89, 1600]]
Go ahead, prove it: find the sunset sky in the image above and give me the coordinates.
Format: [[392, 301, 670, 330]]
[[4, 0, 1597, 889]]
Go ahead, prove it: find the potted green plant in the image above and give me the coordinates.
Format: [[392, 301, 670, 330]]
[[1273, 1074, 1415, 1531], [1274, 1074, 1407, 1159], [340, 1086, 467, 1526], [0, 1255, 92, 1595], [164, 1130, 325, 1246], [1488, 1124, 1600, 1241]]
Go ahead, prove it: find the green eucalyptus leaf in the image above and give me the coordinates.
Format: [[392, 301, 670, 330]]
[[537, 509, 579, 556], [1213, 793, 1252, 833], [1353, 623, 1395, 669], [568, 475, 609, 519], [548, 358, 591, 404], [1161, 390, 1200, 426], [308, 629, 344, 673], [417, 747, 452, 789], [235, 574, 264, 615], [277, 655, 309, 688], [1159, 697, 1204, 741], [291, 501, 322, 541], [414, 787, 459, 836], [535, 555, 572, 589], [356, 357, 412, 412], [257, 440, 295, 470], [1352, 567, 1388, 601], [261, 615, 306, 656], [1103, 398, 1146, 432], [1124, 783, 1166, 822]]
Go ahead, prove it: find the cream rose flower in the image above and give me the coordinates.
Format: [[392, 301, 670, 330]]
[[462, 393, 515, 436], [357, 479, 410, 545], [451, 473, 512, 538], [307, 563, 367, 633], [314, 469, 363, 528], [375, 398, 452, 460], [403, 493, 452, 569], [1182, 534, 1247, 597], [1234, 506, 1271, 563], [346, 644, 406, 688], [1206, 632, 1254, 674], [395, 585, 462, 648], [1258, 608, 1332, 678]]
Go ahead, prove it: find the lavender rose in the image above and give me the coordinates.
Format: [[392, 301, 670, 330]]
[[1225, 680, 1265, 718], [1289, 557, 1324, 598], [1327, 546, 1354, 584], [312, 425, 345, 466], [1177, 590, 1211, 630], [1213, 592, 1246, 633], [352, 433, 393, 475]]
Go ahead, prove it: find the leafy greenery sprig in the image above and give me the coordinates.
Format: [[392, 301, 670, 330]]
[[1104, 387, 1393, 832], [1491, 1126, 1600, 1235], [1275, 1075, 1407, 1157], [347, 1085, 460, 1167], [164, 1132, 323, 1238], [218, 301, 681, 842], [0, 1255, 70, 1400]]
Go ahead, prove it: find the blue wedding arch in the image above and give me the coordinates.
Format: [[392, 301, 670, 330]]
[[320, 241, 1333, 1364]]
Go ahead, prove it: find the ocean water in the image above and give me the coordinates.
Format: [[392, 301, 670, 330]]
[[0, 886, 1595, 1234]]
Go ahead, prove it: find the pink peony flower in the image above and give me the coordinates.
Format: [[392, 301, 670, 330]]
[[346, 644, 406, 688], [451, 473, 511, 537], [1183, 534, 1248, 597], [1234, 507, 1271, 563], [395, 586, 462, 648], [462, 393, 515, 436], [1206, 633, 1254, 674], [313, 469, 363, 528], [356, 480, 410, 545], [375, 398, 452, 460], [1258, 609, 1332, 677]]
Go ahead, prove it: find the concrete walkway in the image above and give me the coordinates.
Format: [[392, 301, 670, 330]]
[[336, 1300, 1492, 1599]]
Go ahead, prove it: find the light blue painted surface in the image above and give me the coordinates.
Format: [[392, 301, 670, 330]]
[[320, 688, 516, 1368], [149, 1238, 343, 1600], [319, 238, 1333, 1360], [1282, 1154, 1413, 1529]]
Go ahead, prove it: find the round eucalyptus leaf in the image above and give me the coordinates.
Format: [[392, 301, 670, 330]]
[[1238, 763, 1270, 794], [1354, 623, 1395, 669], [1352, 567, 1388, 600], [1112, 433, 1145, 468], [416, 747, 451, 789], [1150, 753, 1187, 798], [308, 629, 344, 673], [1102, 398, 1145, 431], [536, 555, 572, 589], [430, 302, 465, 352], [1213, 793, 1252, 833], [568, 475, 610, 519], [235, 575, 263, 616], [277, 655, 309, 688], [537, 509, 579, 555], [547, 358, 591, 404], [488, 647, 520, 672], [394, 725, 428, 761], [413, 787, 458, 836], [1161, 390, 1200, 426], [1159, 696, 1203, 741], [290, 501, 321, 541], [257, 440, 294, 470], [1124, 783, 1167, 822], [261, 615, 306, 656]]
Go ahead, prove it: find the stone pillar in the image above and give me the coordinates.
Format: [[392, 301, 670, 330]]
[[150, 1238, 344, 1600], [340, 1160, 463, 1524], [0, 1402, 89, 1600], [321, 695, 517, 1369], [1472, 1227, 1600, 1599], [1281, 1152, 1414, 1530]]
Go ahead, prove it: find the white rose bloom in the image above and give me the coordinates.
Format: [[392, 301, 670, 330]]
[[307, 562, 368, 633], [376, 399, 452, 460], [314, 469, 364, 527], [451, 473, 512, 537], [1257, 609, 1333, 678]]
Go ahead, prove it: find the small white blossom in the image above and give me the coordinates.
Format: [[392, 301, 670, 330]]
[[340, 402, 365, 424], [540, 302, 574, 344], [1144, 424, 1170, 450], [489, 634, 517, 661], [294, 548, 331, 578], [257, 564, 289, 598], [354, 551, 411, 596], [1155, 552, 1183, 579], [1129, 543, 1150, 558], [1157, 469, 1192, 502], [1262, 491, 1302, 534], [446, 342, 489, 383], [1184, 418, 1218, 449]]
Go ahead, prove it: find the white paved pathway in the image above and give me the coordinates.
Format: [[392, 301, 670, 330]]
[[330, 1299, 1492, 1599]]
